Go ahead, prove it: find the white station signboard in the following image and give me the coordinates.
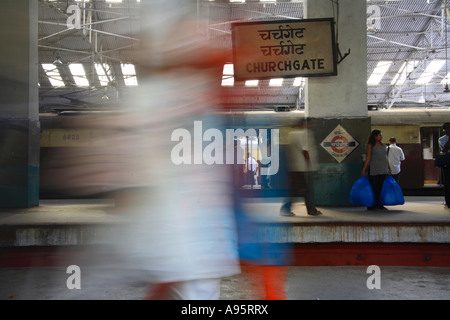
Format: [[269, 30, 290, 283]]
[[232, 18, 337, 80]]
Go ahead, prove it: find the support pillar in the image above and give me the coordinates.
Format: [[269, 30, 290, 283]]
[[0, 0, 40, 207], [304, 0, 369, 205]]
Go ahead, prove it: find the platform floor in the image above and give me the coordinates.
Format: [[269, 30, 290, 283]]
[[0, 265, 449, 300], [1, 196, 449, 225], [1, 197, 450, 301], [0, 196, 449, 246]]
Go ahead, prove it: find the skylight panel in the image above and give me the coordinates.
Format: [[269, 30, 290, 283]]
[[367, 61, 392, 86], [416, 60, 445, 85], [69, 64, 89, 87], [42, 63, 65, 87], [121, 63, 138, 86], [269, 78, 283, 86], [223, 64, 233, 75], [245, 80, 259, 86], [293, 77, 304, 87], [95, 63, 112, 86], [222, 64, 234, 86], [441, 72, 450, 84], [390, 60, 418, 85]]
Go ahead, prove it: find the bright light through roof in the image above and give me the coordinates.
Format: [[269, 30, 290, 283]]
[[95, 63, 111, 86], [441, 72, 450, 84], [416, 60, 445, 85], [245, 80, 259, 86], [223, 64, 234, 75], [222, 76, 234, 86], [367, 61, 392, 86], [42, 63, 65, 87], [269, 78, 283, 86], [121, 64, 138, 86], [69, 64, 89, 87], [222, 64, 234, 86], [391, 60, 419, 85], [293, 77, 304, 86]]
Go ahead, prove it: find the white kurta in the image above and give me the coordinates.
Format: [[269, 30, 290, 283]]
[[108, 0, 240, 283], [51, 0, 241, 284], [108, 78, 240, 283]]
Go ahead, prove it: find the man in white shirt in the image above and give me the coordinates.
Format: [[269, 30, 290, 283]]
[[246, 153, 258, 186], [387, 137, 405, 183], [280, 122, 321, 216]]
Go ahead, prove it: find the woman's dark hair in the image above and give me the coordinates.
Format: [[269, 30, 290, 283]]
[[368, 130, 382, 146]]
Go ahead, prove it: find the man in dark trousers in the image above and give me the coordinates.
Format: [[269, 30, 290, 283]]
[[387, 137, 405, 183], [280, 122, 322, 216]]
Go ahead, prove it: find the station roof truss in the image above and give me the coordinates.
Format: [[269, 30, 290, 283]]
[[37, 0, 450, 113]]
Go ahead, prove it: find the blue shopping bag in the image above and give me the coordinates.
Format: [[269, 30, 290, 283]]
[[380, 175, 405, 206], [350, 176, 375, 207]]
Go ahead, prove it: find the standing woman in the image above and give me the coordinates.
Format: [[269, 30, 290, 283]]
[[362, 130, 391, 211]]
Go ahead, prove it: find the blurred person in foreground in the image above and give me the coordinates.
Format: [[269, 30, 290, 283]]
[[231, 139, 293, 300], [99, 0, 241, 299], [45, 0, 288, 300]]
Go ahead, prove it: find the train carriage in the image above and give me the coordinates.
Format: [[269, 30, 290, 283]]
[[39, 109, 448, 198]]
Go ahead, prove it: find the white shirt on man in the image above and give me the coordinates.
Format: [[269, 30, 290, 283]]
[[288, 128, 319, 172], [439, 134, 449, 153], [388, 143, 405, 175], [247, 156, 257, 172]]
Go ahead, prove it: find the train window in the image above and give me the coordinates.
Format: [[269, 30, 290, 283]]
[[234, 128, 275, 191], [422, 127, 433, 160], [421, 126, 441, 185]]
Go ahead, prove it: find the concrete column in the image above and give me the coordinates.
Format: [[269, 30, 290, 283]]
[[304, 0, 367, 118], [303, 0, 370, 205], [0, 0, 40, 207]]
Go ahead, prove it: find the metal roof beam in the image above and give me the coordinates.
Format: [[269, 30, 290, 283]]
[[378, 0, 445, 108]]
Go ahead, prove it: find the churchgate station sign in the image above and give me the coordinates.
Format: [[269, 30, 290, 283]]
[[232, 18, 337, 80]]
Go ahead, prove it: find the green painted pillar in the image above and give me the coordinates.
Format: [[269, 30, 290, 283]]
[[0, 0, 39, 207], [304, 0, 369, 205]]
